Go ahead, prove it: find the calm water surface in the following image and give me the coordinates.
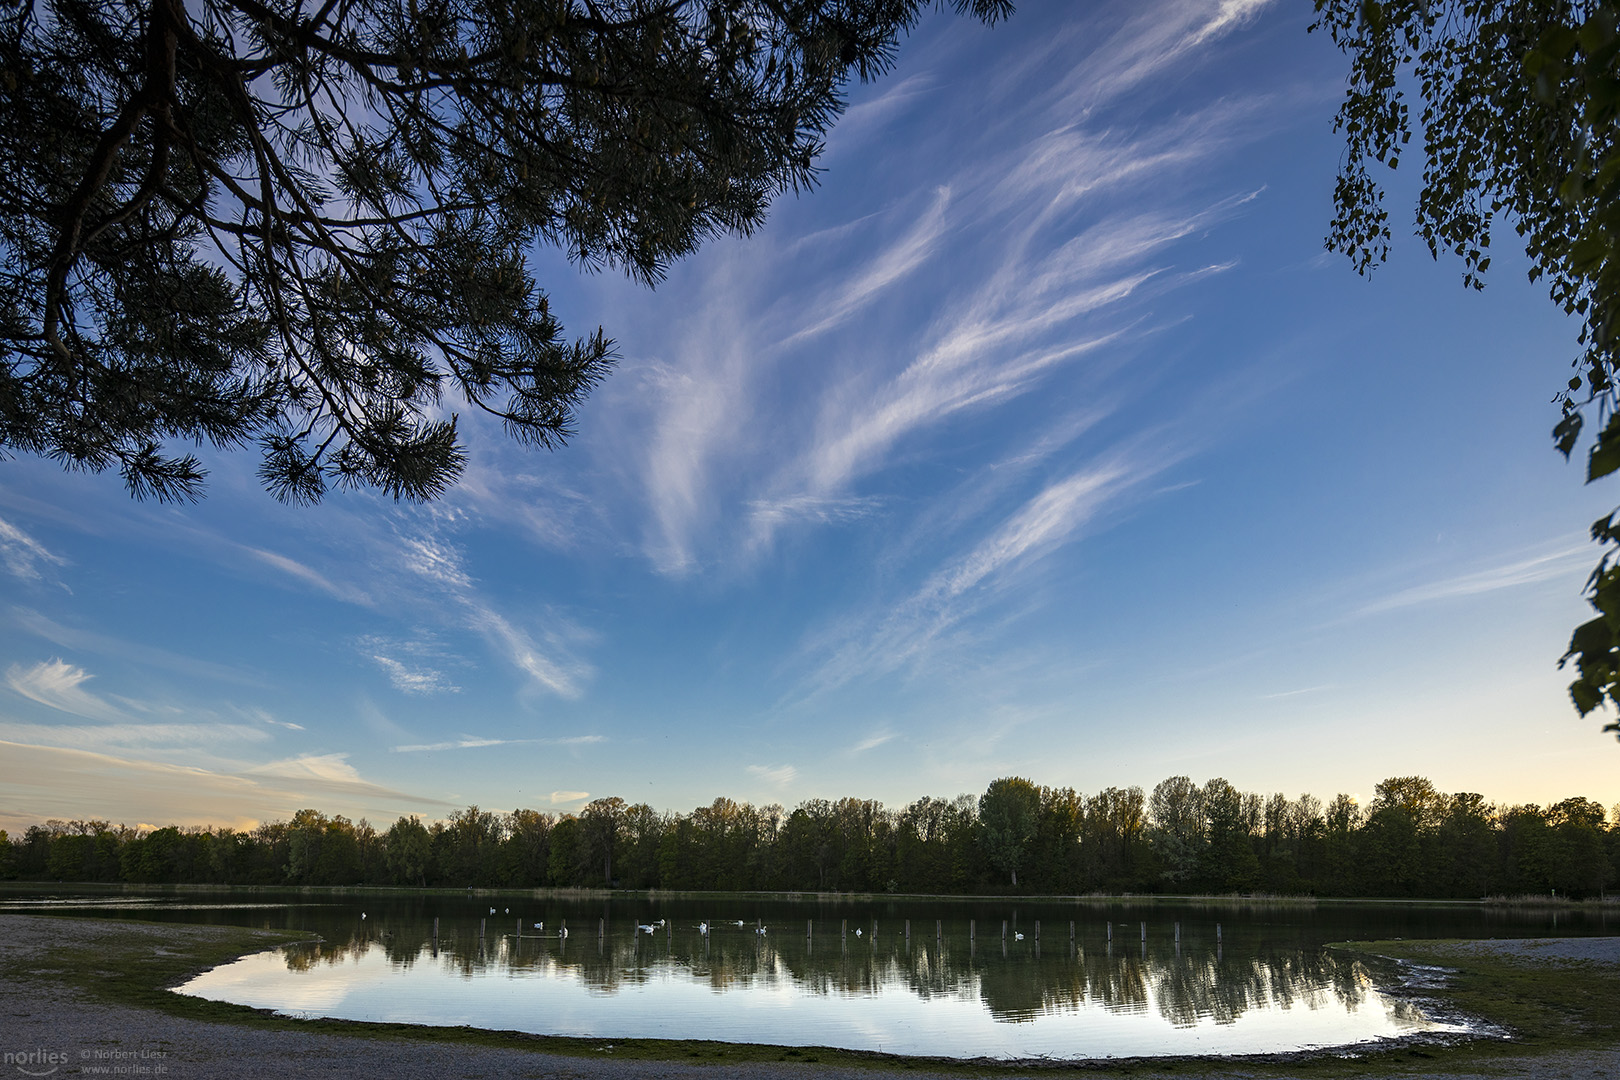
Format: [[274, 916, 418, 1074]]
[[9, 889, 1613, 1059]]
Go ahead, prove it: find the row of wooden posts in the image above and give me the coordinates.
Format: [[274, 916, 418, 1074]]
[[426, 916, 1224, 945]]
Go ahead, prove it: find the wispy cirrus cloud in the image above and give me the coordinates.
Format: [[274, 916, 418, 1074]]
[[0, 516, 67, 587], [796, 437, 1183, 696], [0, 740, 449, 836], [241, 706, 305, 731], [391, 735, 602, 753], [0, 719, 270, 752], [369, 653, 461, 696], [5, 658, 126, 722], [603, 3, 1272, 580], [8, 608, 264, 687], [747, 763, 798, 787], [1354, 544, 1592, 617], [784, 186, 953, 345], [242, 545, 374, 606]]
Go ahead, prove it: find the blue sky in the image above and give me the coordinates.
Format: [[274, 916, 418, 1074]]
[[1, 0, 1615, 834]]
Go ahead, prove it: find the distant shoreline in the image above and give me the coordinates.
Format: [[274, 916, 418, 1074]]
[[4, 879, 1619, 906]]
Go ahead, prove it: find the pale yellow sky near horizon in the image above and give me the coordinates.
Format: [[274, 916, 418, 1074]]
[[2, 738, 1613, 839]]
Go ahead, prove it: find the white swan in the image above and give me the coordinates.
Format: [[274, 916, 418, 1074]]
[[1014, 932, 1024, 941], [698, 922, 709, 934], [855, 928, 863, 937]]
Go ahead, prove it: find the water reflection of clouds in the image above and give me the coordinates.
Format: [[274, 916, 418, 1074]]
[[177, 926, 1465, 1059]]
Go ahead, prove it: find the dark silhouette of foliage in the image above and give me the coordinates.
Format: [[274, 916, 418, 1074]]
[[1310, 0, 1620, 733], [0, 0, 1010, 502], [3, 774, 1615, 898]]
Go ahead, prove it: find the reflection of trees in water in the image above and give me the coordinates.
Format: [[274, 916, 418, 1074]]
[[1148, 945, 1371, 1029], [272, 920, 1379, 1029]]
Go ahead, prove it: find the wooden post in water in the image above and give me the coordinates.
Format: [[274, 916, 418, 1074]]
[[905, 919, 910, 942], [936, 919, 942, 942], [970, 919, 976, 943], [1001, 919, 1007, 942], [516, 918, 522, 940], [1069, 920, 1075, 942], [599, 917, 605, 941], [433, 916, 439, 939], [807, 919, 813, 939], [1174, 921, 1180, 943], [1106, 922, 1112, 941], [841, 918, 847, 938], [1216, 923, 1222, 942], [1140, 921, 1146, 942], [480, 917, 486, 939], [1035, 919, 1040, 942]]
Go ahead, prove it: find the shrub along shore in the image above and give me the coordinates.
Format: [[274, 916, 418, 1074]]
[[4, 774, 1615, 899]]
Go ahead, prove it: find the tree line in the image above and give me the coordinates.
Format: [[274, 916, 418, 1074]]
[[3, 775, 1615, 898]]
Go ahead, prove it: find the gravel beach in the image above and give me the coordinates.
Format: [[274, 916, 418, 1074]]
[[2, 914, 1616, 1080]]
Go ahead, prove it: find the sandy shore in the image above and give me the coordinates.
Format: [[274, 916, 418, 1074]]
[[2, 914, 1617, 1079]]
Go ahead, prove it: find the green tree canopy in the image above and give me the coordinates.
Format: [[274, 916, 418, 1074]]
[[1311, 0, 1620, 733], [0, 0, 1009, 502], [978, 775, 1040, 887]]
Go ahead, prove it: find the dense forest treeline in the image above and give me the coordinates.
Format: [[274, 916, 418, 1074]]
[[3, 775, 1616, 899]]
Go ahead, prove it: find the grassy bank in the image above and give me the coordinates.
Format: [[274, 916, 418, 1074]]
[[1328, 938, 1620, 1052], [3, 912, 1615, 1076]]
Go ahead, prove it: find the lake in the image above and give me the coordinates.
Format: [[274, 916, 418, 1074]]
[[6, 889, 1612, 1060]]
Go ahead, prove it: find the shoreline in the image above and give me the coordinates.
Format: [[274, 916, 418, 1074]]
[[6, 879, 1620, 907], [2, 912, 1617, 1078]]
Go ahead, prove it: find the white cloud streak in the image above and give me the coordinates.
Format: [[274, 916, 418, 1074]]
[[603, 3, 1271, 578], [0, 516, 67, 586], [1355, 545, 1592, 616], [797, 438, 1183, 695], [0, 720, 270, 752], [242, 545, 374, 606], [784, 186, 953, 345], [370, 653, 460, 695], [391, 735, 602, 753], [4, 659, 126, 722], [747, 763, 798, 787]]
